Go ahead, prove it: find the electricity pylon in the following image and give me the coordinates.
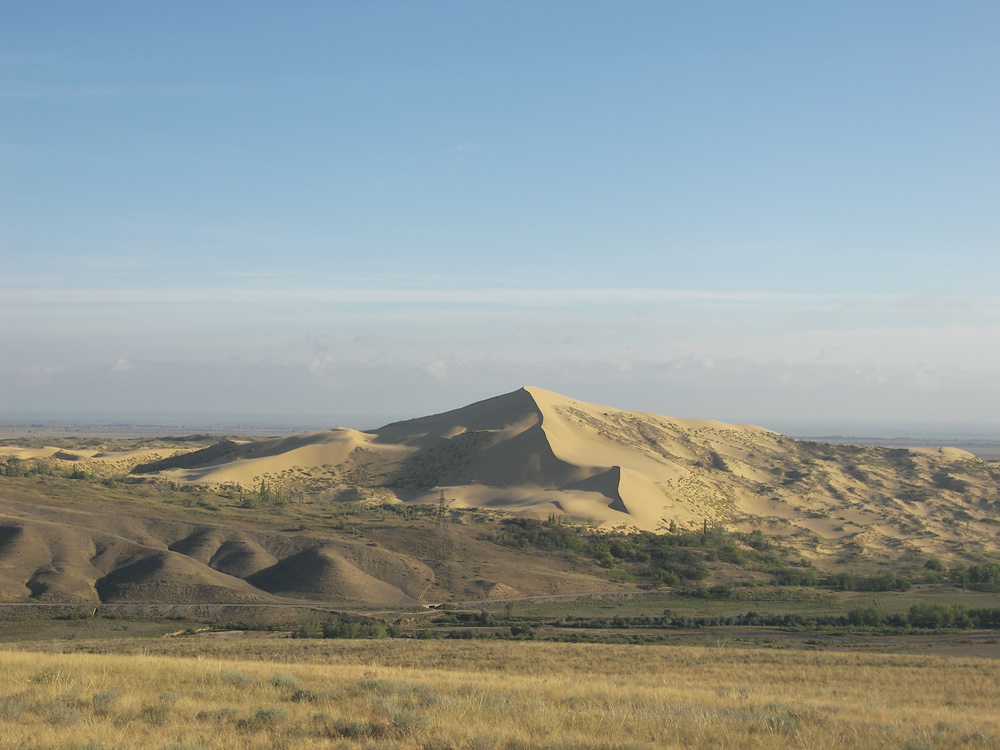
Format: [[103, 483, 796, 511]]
[[434, 489, 454, 530]]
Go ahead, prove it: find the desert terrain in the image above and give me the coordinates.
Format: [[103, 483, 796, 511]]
[[1, 387, 997, 609]]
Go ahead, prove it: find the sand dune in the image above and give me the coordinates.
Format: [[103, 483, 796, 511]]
[[118, 386, 996, 561]]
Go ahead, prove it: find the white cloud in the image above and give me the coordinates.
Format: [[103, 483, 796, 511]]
[[19, 363, 62, 378], [425, 360, 449, 381], [610, 357, 632, 371], [4, 269, 1000, 425], [0, 283, 912, 309], [308, 355, 336, 377]]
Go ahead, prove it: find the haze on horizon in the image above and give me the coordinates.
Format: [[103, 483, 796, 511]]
[[2, 2, 998, 429]]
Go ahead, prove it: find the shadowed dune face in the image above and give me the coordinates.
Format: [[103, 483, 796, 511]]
[[374, 387, 543, 446]]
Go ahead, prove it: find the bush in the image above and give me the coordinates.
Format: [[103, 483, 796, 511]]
[[292, 616, 395, 640], [92, 691, 121, 716], [772, 568, 819, 586], [509, 623, 536, 638], [141, 702, 171, 726], [932, 471, 968, 493], [822, 571, 911, 592], [269, 673, 300, 690], [68, 465, 92, 480], [847, 605, 885, 627]]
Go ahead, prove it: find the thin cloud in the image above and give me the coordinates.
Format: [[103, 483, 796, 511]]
[[0, 284, 911, 309], [308, 355, 336, 377], [19, 364, 62, 378], [425, 360, 449, 381]]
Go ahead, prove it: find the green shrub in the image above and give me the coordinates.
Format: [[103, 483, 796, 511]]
[[847, 604, 885, 627], [91, 690, 121, 716], [140, 702, 171, 726], [269, 673, 300, 689]]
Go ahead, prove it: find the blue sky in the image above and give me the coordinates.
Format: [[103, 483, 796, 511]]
[[2, 2, 998, 428]]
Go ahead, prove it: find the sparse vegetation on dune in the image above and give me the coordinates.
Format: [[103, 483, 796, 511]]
[[0, 641, 997, 749]]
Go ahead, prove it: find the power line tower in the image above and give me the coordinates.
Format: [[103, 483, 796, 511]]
[[434, 489, 454, 530]]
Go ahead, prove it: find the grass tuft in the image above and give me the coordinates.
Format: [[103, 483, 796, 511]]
[[217, 669, 258, 687], [30, 666, 73, 685], [235, 706, 287, 730], [91, 690, 121, 715], [268, 672, 300, 690], [140, 701, 171, 726]]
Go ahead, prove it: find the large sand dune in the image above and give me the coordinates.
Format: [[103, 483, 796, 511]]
[[123, 386, 1000, 563], [135, 387, 763, 527]]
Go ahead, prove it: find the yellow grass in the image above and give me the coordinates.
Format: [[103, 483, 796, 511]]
[[1, 639, 997, 748]]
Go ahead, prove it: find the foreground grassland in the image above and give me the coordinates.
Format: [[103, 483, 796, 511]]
[[0, 640, 998, 749]]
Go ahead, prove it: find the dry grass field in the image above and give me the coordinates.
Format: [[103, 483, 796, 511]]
[[0, 639, 997, 749]]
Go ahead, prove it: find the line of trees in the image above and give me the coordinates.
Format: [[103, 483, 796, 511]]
[[237, 480, 298, 508], [555, 603, 1000, 632], [293, 616, 401, 639], [771, 563, 1000, 593]]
